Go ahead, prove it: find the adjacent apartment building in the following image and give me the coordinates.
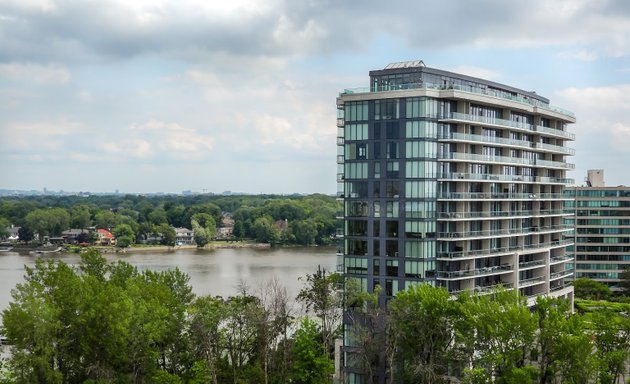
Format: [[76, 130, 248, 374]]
[[337, 60, 576, 303], [568, 170, 630, 291]]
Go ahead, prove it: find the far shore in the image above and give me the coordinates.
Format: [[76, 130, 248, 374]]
[[6, 241, 273, 255]]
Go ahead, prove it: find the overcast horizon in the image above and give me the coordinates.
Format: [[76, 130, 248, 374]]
[[1, 0, 629, 194]]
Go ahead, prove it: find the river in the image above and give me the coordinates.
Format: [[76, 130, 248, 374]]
[[0, 246, 337, 311]]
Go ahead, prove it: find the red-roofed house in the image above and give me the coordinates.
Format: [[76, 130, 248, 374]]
[[97, 229, 116, 246]]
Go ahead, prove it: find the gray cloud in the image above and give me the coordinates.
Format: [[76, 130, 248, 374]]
[[1, 0, 629, 66]]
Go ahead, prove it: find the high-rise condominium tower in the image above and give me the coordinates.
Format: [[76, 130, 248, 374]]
[[337, 60, 576, 305]]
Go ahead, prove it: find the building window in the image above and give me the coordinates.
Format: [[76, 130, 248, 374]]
[[345, 102, 368, 122], [375, 100, 399, 120]]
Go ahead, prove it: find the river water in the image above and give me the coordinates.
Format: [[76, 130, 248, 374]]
[[0, 246, 337, 311]]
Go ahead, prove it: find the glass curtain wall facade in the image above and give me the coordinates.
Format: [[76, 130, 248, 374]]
[[567, 186, 630, 290], [337, 61, 576, 384]]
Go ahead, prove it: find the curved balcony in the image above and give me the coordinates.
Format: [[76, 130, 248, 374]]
[[550, 255, 574, 265], [437, 225, 571, 240], [550, 270, 574, 280], [438, 132, 533, 150], [519, 276, 546, 287], [533, 141, 575, 155], [535, 125, 575, 140], [437, 239, 573, 260], [438, 209, 572, 220], [437, 265, 513, 280], [440, 112, 534, 131], [438, 152, 574, 170], [519, 260, 546, 270], [437, 192, 571, 201], [438, 172, 574, 185]]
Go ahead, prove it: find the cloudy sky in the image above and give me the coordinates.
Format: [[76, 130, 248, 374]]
[[0, 0, 629, 194]]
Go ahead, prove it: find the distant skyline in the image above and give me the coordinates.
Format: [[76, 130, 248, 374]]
[[1, 0, 629, 193]]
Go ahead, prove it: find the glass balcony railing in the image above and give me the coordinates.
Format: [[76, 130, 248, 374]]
[[550, 282, 573, 292], [441, 112, 534, 131], [533, 141, 575, 155], [439, 152, 574, 169], [535, 125, 576, 140], [437, 192, 570, 200], [438, 209, 572, 220], [450, 282, 514, 295], [438, 132, 533, 149], [550, 255, 574, 264], [438, 172, 574, 185], [437, 239, 573, 260], [550, 270, 574, 280], [519, 260, 546, 269], [340, 82, 576, 118], [437, 225, 571, 240], [519, 276, 546, 287], [437, 264, 513, 279]]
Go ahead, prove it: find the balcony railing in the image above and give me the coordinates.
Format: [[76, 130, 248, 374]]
[[437, 264, 513, 279], [438, 172, 574, 184], [439, 152, 574, 169], [550, 282, 573, 292], [437, 239, 573, 260], [437, 192, 570, 200], [535, 125, 576, 140], [550, 270, 574, 280], [550, 255, 574, 264], [340, 82, 575, 119], [533, 141, 575, 155], [519, 260, 546, 269], [450, 282, 514, 295], [441, 112, 534, 131], [437, 225, 571, 240], [519, 276, 545, 287], [438, 209, 572, 220], [438, 132, 533, 149]]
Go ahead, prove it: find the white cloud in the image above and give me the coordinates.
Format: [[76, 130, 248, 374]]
[[0, 62, 70, 84], [555, 84, 630, 185], [447, 66, 502, 81], [102, 139, 154, 159]]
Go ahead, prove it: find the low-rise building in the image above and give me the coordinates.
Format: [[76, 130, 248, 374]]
[[567, 170, 630, 291]]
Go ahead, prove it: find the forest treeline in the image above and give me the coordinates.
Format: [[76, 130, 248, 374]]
[[2, 250, 629, 384], [0, 194, 341, 246]]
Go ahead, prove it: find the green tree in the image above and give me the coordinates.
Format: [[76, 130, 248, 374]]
[[149, 208, 169, 226], [455, 289, 537, 383], [252, 217, 280, 244], [290, 318, 334, 384], [0, 216, 9, 239], [18, 226, 34, 243], [70, 205, 92, 229], [25, 208, 70, 241], [189, 296, 227, 384], [157, 223, 176, 246], [191, 213, 216, 248], [573, 277, 611, 300], [94, 210, 121, 230], [388, 284, 457, 383], [591, 310, 630, 384], [297, 266, 342, 355], [290, 220, 318, 245]]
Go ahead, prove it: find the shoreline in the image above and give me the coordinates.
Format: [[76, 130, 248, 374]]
[[7, 241, 273, 255]]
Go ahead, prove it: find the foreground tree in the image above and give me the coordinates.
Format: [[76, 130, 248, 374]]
[[297, 266, 343, 355], [389, 284, 457, 383], [290, 318, 334, 384]]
